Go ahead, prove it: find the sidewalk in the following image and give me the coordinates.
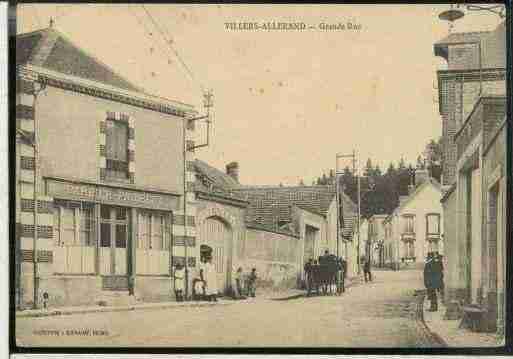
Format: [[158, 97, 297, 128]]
[[15, 286, 314, 319], [16, 299, 233, 319], [422, 297, 504, 347]]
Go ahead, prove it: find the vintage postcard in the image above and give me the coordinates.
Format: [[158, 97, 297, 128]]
[[12, 3, 508, 351]]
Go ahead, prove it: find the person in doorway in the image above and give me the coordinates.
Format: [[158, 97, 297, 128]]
[[363, 257, 372, 283], [203, 256, 218, 302], [247, 268, 258, 298], [173, 263, 185, 302]]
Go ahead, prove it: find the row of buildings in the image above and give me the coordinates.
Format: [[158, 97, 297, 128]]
[[354, 19, 507, 336], [433, 20, 507, 335], [15, 26, 360, 309]]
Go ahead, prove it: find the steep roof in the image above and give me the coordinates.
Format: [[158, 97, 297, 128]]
[[390, 177, 442, 217], [16, 27, 141, 92], [232, 185, 357, 232], [193, 159, 247, 205]]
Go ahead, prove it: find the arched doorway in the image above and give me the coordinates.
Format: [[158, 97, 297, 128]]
[[199, 216, 233, 294]]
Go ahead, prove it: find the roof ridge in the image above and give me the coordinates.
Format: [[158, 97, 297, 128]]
[[49, 27, 143, 93]]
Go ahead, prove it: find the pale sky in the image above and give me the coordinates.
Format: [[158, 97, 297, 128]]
[[18, 4, 504, 186]]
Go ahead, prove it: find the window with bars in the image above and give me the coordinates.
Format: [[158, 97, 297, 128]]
[[53, 201, 95, 247], [137, 211, 170, 250], [105, 119, 129, 180]]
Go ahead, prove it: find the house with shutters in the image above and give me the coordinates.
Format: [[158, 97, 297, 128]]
[[15, 26, 198, 308], [382, 169, 443, 270], [434, 20, 506, 334]]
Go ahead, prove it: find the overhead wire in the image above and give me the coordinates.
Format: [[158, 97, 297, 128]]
[[127, 6, 187, 88], [140, 4, 205, 93]]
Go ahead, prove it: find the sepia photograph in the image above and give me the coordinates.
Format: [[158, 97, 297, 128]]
[[11, 3, 508, 351]]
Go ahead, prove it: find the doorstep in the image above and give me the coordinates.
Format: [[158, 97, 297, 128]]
[[422, 297, 504, 347], [15, 300, 233, 319]]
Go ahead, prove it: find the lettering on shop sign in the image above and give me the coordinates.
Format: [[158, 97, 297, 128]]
[[45, 179, 179, 210]]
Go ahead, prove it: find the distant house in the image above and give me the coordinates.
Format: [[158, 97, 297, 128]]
[[382, 169, 443, 270]]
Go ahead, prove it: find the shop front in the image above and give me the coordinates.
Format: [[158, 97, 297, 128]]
[[41, 177, 181, 306]]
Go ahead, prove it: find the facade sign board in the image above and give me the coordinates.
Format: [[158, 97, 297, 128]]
[[45, 178, 179, 211]]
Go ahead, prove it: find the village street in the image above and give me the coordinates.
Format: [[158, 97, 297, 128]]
[[16, 269, 439, 348]]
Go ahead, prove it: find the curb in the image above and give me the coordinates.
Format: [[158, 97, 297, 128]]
[[16, 301, 233, 319], [414, 292, 448, 347]]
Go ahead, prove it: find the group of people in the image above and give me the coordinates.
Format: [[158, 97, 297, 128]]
[[423, 252, 444, 312], [173, 255, 219, 302], [173, 256, 259, 302], [233, 267, 258, 299], [304, 250, 347, 296]]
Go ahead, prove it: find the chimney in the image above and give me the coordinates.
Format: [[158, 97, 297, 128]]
[[414, 168, 429, 187], [226, 162, 239, 183]]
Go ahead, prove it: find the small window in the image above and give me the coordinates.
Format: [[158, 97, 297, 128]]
[[426, 214, 440, 236], [402, 215, 415, 234]]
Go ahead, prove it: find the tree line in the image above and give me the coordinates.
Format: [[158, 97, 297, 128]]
[[305, 138, 442, 219]]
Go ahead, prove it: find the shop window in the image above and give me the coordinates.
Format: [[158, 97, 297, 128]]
[[426, 213, 440, 236], [105, 119, 129, 180], [138, 211, 170, 250], [54, 201, 95, 247]]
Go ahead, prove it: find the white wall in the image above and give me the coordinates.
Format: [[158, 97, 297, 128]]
[[395, 183, 443, 264]]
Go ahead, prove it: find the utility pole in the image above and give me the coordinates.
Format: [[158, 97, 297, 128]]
[[336, 151, 359, 273], [182, 89, 213, 300]]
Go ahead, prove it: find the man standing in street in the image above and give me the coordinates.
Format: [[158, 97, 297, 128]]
[[424, 252, 443, 311]]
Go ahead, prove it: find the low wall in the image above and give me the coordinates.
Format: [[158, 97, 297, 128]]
[[241, 228, 301, 290]]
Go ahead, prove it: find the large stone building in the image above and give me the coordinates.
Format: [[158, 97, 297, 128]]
[[382, 169, 443, 270], [434, 21, 506, 333], [15, 27, 198, 308]]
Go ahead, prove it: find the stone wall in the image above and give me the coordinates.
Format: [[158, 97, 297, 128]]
[[243, 227, 300, 289]]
